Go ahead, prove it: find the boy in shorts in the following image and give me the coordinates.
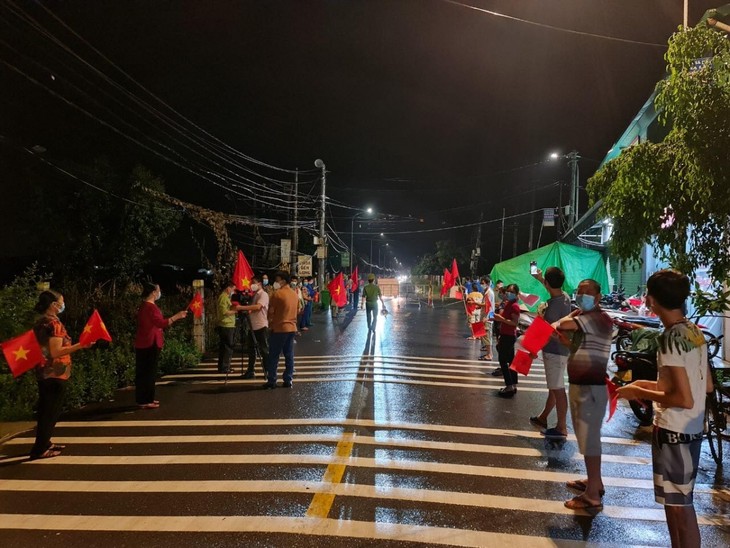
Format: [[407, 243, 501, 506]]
[[617, 269, 712, 547], [529, 267, 572, 438], [553, 279, 613, 511]]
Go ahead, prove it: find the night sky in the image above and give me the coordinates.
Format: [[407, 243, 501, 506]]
[[0, 0, 721, 272]]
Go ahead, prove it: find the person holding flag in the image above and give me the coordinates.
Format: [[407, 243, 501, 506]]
[[350, 266, 360, 310], [237, 275, 270, 379], [361, 273, 385, 332], [216, 281, 245, 374], [134, 282, 188, 409], [30, 290, 94, 460]]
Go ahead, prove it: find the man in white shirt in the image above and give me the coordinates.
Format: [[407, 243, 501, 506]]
[[238, 275, 270, 379], [618, 269, 713, 548]]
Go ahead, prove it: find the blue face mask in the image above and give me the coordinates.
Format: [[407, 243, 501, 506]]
[[262, 279, 269, 286], [505, 292, 517, 302], [577, 294, 596, 312]]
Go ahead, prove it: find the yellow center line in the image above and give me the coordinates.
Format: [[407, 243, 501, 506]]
[[305, 432, 355, 518]]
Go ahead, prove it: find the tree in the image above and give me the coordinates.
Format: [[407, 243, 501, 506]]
[[411, 240, 469, 275], [587, 23, 730, 306]]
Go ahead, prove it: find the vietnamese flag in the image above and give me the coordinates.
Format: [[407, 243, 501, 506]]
[[328, 272, 348, 307], [188, 292, 204, 319], [450, 258, 460, 283], [351, 266, 359, 292], [440, 268, 453, 297], [606, 375, 620, 422], [470, 321, 487, 339], [520, 316, 555, 355], [1, 330, 44, 378], [509, 349, 533, 376], [232, 249, 255, 291], [78, 309, 113, 347]]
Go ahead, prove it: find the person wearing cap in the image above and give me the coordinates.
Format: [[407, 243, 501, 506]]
[[361, 273, 385, 332]]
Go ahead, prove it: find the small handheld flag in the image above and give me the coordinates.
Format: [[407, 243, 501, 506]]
[[188, 292, 204, 319], [606, 376, 620, 422], [78, 310, 113, 347], [1, 330, 44, 378], [509, 349, 533, 376], [232, 250, 255, 291]]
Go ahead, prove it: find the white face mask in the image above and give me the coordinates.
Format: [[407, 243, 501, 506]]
[[155, 290, 162, 301], [250, 283, 260, 292], [273, 282, 281, 290]]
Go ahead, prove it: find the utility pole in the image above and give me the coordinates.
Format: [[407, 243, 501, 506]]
[[567, 150, 581, 230], [291, 169, 299, 274], [499, 208, 506, 262], [471, 210, 483, 276], [528, 187, 535, 250], [512, 223, 518, 258], [315, 159, 326, 291]]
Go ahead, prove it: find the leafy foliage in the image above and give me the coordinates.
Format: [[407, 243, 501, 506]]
[[411, 240, 469, 276], [587, 25, 730, 296]]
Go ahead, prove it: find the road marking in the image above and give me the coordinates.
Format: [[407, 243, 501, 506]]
[[6, 434, 650, 462], [0, 514, 619, 547], [0, 479, 724, 526], [306, 432, 355, 518], [29, 452, 724, 493], [52, 418, 643, 447], [163, 369, 550, 385], [155, 375, 553, 392], [200, 354, 506, 365]]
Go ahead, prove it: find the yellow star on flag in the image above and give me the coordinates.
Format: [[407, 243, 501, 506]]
[[83, 325, 93, 334], [191, 302, 201, 310], [241, 277, 250, 288], [334, 286, 341, 295], [12, 346, 29, 361]]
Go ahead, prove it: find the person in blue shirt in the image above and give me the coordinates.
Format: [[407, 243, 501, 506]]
[[299, 277, 315, 330], [464, 277, 473, 294]]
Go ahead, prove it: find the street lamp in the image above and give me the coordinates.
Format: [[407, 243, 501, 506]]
[[315, 159, 326, 292], [350, 207, 373, 275], [549, 150, 581, 230]]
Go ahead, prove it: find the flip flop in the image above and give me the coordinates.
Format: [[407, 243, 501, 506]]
[[49, 444, 66, 451], [30, 449, 62, 461], [566, 479, 605, 497], [564, 494, 603, 511]]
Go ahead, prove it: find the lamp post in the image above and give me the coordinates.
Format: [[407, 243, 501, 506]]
[[350, 207, 373, 275], [314, 159, 326, 292], [549, 150, 581, 231]]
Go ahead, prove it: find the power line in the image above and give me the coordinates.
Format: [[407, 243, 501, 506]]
[[442, 0, 669, 48]]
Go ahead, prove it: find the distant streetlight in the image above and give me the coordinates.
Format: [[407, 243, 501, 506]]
[[549, 152, 560, 160], [350, 207, 373, 275]]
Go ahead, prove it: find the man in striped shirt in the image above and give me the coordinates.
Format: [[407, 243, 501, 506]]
[[553, 279, 613, 512]]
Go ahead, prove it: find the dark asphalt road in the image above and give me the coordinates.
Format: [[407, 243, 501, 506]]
[[1, 298, 729, 547]]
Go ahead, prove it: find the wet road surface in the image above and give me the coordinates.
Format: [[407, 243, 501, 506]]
[[1, 299, 729, 547]]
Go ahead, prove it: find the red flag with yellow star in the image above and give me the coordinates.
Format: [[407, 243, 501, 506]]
[[327, 272, 348, 307], [188, 292, 204, 319], [1, 330, 44, 378], [233, 249, 255, 291], [78, 309, 113, 347]]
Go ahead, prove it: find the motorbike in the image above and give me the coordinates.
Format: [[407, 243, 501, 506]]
[[613, 315, 662, 351], [612, 349, 658, 426]]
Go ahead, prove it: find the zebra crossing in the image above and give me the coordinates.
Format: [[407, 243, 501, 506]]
[[1, 354, 729, 546]]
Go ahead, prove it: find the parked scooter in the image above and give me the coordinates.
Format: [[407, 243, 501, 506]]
[[612, 349, 658, 426]]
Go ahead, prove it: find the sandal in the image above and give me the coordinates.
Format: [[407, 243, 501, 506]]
[[139, 402, 160, 409], [529, 416, 548, 429], [497, 387, 517, 398], [564, 494, 603, 511], [29, 449, 62, 461], [566, 479, 605, 497], [49, 444, 66, 451]]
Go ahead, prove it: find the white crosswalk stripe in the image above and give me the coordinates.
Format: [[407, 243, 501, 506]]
[[1, 354, 727, 547]]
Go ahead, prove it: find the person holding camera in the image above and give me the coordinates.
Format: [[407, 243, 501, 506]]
[[237, 275, 270, 379], [216, 281, 245, 374], [135, 282, 188, 409]]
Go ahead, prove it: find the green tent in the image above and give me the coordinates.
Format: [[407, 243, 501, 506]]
[[489, 242, 610, 311]]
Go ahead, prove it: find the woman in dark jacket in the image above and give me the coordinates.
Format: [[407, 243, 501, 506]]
[[134, 282, 187, 409], [31, 290, 92, 460]]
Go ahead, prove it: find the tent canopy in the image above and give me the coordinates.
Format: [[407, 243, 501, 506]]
[[489, 242, 610, 311]]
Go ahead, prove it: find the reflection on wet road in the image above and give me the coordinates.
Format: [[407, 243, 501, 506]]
[[1, 300, 728, 547]]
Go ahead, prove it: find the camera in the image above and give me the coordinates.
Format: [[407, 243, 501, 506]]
[[232, 290, 254, 308]]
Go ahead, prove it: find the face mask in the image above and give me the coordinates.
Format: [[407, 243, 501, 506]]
[[262, 279, 269, 286], [155, 290, 162, 301], [577, 294, 596, 312], [291, 282, 297, 288], [505, 292, 517, 302], [250, 284, 260, 292], [56, 302, 65, 314], [273, 282, 281, 290]]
